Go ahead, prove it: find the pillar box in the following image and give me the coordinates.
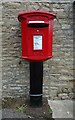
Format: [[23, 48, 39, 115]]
[[18, 10, 56, 106], [18, 10, 56, 61]]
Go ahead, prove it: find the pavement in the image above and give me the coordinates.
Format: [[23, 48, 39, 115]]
[[2, 108, 28, 119], [0, 100, 75, 119], [48, 100, 75, 119]]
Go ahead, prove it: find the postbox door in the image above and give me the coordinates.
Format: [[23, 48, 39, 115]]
[[26, 23, 52, 60]]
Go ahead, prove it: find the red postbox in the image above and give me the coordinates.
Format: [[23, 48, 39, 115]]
[[18, 10, 56, 61]]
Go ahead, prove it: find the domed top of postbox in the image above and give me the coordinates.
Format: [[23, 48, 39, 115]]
[[18, 10, 56, 22]]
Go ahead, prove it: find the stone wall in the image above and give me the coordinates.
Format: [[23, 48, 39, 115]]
[[2, 1, 74, 99], [0, 1, 2, 100]]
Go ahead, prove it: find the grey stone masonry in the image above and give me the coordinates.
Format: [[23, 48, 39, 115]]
[[0, 1, 2, 101], [2, 1, 74, 99]]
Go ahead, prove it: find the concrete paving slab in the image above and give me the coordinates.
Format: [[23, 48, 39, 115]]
[[48, 100, 75, 119], [2, 108, 28, 118], [0, 109, 2, 120]]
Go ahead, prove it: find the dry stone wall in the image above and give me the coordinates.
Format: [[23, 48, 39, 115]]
[[2, 1, 74, 99]]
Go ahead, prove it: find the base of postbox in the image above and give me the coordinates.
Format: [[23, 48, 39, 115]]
[[30, 96, 42, 107], [27, 97, 53, 118]]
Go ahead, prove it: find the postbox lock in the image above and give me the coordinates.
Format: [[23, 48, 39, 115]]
[[37, 30, 39, 32]]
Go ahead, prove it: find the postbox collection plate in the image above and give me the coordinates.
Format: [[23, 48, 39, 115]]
[[33, 35, 42, 50]]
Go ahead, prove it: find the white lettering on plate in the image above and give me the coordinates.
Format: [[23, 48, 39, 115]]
[[29, 21, 44, 23]]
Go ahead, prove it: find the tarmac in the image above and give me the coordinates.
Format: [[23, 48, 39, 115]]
[[0, 100, 75, 119]]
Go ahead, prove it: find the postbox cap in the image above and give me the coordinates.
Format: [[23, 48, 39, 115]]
[[18, 10, 56, 22]]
